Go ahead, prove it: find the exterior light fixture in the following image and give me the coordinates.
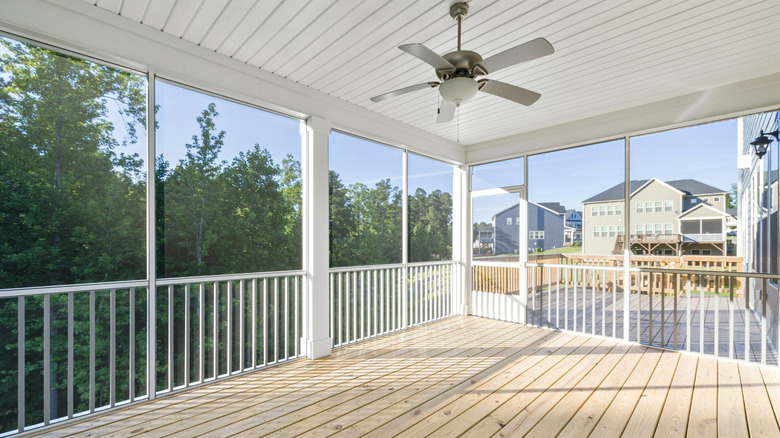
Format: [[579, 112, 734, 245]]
[[750, 129, 779, 158]]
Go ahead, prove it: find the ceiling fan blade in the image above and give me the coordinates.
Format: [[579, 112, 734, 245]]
[[476, 37, 554, 75], [479, 79, 541, 106], [436, 100, 456, 124], [370, 82, 439, 103], [399, 43, 456, 72]]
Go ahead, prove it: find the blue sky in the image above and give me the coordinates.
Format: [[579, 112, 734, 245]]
[[471, 119, 738, 223]]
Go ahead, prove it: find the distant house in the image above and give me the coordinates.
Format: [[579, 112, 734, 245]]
[[473, 226, 494, 255], [493, 202, 566, 254], [564, 209, 582, 245], [583, 178, 730, 256]]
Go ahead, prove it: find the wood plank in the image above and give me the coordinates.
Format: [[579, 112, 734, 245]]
[[302, 330, 560, 437], [348, 331, 584, 438], [760, 366, 780, 430], [425, 337, 609, 438], [226, 326, 545, 437], [554, 347, 658, 437], [654, 353, 697, 437], [153, 319, 518, 437], [717, 360, 748, 437], [52, 316, 481, 437], [463, 341, 626, 437], [589, 347, 665, 436], [287, 328, 561, 438], [687, 356, 718, 436], [524, 343, 642, 437], [622, 350, 680, 437], [740, 363, 780, 437]]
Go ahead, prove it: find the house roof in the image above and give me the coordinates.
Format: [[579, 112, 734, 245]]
[[583, 179, 727, 204], [538, 202, 566, 215], [676, 203, 729, 220]]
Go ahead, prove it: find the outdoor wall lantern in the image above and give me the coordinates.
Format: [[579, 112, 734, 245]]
[[750, 129, 779, 158]]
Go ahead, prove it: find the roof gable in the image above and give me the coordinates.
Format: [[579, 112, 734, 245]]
[[677, 203, 728, 219], [583, 178, 727, 204]]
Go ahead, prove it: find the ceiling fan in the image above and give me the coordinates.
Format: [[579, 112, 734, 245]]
[[370, 2, 554, 123]]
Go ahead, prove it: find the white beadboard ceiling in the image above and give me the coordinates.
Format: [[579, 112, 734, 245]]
[[82, 0, 780, 146]]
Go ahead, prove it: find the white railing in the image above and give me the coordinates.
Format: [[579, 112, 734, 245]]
[[0, 270, 303, 435], [525, 263, 779, 365], [683, 233, 724, 242], [471, 261, 780, 366], [329, 261, 458, 348]]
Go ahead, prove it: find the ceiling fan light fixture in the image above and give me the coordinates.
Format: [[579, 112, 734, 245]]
[[439, 77, 478, 104]]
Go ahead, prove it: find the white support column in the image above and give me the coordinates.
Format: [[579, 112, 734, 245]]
[[302, 116, 332, 359], [519, 196, 528, 324], [623, 135, 632, 342], [146, 73, 157, 400], [453, 165, 470, 315], [519, 159, 528, 325]]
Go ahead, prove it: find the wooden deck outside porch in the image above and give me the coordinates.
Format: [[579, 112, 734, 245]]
[[27, 316, 780, 437]]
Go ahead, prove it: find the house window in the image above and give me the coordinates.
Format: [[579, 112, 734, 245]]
[[636, 225, 643, 235], [692, 249, 700, 255], [608, 206, 614, 215], [654, 201, 662, 212], [664, 250, 673, 255], [691, 198, 698, 204], [507, 217, 512, 225], [636, 203, 643, 213], [516, 217, 520, 224], [618, 226, 624, 236], [664, 223, 673, 235], [592, 207, 598, 216], [664, 200, 673, 212], [616, 205, 622, 215], [645, 202, 653, 211], [655, 224, 663, 234], [703, 249, 711, 255], [529, 231, 545, 239], [609, 226, 616, 237], [539, 231, 544, 239], [599, 206, 606, 216], [714, 197, 720, 202], [594, 226, 600, 237], [645, 224, 653, 234]]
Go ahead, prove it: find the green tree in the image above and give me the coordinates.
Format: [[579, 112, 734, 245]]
[[0, 36, 146, 431]]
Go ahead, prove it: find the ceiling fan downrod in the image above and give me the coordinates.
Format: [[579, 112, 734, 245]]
[[450, 2, 469, 52]]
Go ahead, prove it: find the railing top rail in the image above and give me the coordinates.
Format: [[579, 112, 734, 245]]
[[472, 261, 521, 268], [329, 263, 404, 273], [527, 262, 635, 273], [408, 260, 456, 268], [0, 279, 149, 298], [637, 266, 779, 279], [329, 260, 455, 273], [156, 270, 305, 286]]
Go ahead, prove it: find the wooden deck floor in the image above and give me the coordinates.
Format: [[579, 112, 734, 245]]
[[30, 316, 780, 437]]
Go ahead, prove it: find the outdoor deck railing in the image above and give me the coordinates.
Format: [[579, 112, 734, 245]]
[[329, 261, 458, 348], [473, 261, 780, 366], [0, 270, 304, 435]]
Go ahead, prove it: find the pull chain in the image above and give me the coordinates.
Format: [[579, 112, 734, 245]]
[[457, 105, 460, 143]]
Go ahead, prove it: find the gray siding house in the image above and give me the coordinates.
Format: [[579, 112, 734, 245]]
[[493, 202, 565, 254], [583, 178, 730, 256]]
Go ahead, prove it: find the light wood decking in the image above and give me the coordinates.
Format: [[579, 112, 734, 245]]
[[29, 316, 780, 437]]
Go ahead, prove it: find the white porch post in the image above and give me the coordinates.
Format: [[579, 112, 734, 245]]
[[519, 159, 528, 325], [453, 165, 471, 315], [302, 116, 332, 359]]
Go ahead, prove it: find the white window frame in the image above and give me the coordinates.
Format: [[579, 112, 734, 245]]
[[654, 201, 662, 212], [618, 226, 624, 236], [609, 226, 616, 237], [664, 200, 673, 212], [507, 217, 512, 225], [636, 203, 643, 213]]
